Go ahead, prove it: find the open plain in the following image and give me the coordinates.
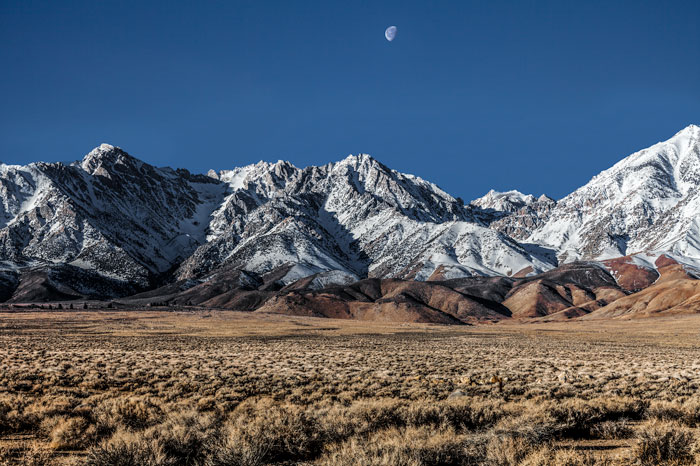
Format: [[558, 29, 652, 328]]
[[3, 310, 700, 465]]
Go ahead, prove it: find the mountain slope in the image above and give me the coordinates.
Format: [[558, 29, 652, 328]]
[[176, 154, 556, 284], [527, 125, 700, 264]]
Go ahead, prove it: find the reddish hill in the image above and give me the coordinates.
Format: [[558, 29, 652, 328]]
[[602, 255, 659, 292], [500, 263, 625, 319], [106, 258, 700, 324], [255, 278, 510, 324], [584, 278, 700, 319]]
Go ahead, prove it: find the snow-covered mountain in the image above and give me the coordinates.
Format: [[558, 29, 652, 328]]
[[526, 124, 700, 266], [0, 147, 556, 299], [0, 144, 227, 295], [178, 153, 554, 284], [0, 124, 698, 302]]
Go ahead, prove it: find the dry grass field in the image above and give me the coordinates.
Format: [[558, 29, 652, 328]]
[[3, 310, 700, 465]]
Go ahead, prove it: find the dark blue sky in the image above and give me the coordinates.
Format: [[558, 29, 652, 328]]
[[2, 0, 699, 200]]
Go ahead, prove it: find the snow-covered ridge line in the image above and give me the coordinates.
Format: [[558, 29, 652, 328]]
[[0, 124, 697, 300]]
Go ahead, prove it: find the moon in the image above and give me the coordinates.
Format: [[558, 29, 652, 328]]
[[385, 26, 397, 42]]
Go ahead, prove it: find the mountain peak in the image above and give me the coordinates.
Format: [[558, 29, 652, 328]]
[[84, 143, 121, 159], [667, 124, 699, 146], [471, 189, 539, 212], [338, 153, 377, 165], [81, 143, 140, 175], [587, 124, 700, 187], [335, 153, 393, 176]]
